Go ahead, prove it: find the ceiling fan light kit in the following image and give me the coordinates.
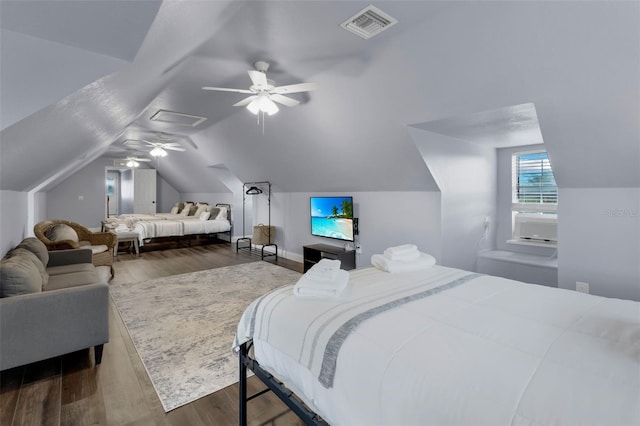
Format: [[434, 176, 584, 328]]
[[150, 146, 168, 157], [247, 93, 279, 116], [202, 61, 316, 128]]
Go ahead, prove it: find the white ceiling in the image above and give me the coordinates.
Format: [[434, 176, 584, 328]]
[[1, 1, 638, 194]]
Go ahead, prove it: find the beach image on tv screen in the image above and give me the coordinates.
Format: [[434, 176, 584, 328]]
[[310, 197, 354, 241]]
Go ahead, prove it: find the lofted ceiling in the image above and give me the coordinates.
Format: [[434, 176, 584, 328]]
[[1, 1, 638, 194]]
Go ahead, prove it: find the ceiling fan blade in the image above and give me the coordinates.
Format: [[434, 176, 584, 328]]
[[248, 70, 268, 87], [163, 146, 186, 151], [270, 93, 300, 107], [136, 158, 152, 161], [271, 82, 317, 94], [202, 86, 253, 94], [233, 95, 258, 107]]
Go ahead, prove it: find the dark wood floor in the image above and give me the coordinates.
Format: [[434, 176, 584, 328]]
[[0, 241, 306, 426]]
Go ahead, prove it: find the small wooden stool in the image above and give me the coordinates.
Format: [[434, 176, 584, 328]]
[[114, 231, 140, 258]]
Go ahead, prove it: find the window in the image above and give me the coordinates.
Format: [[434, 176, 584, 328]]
[[510, 150, 558, 246], [512, 151, 557, 213]]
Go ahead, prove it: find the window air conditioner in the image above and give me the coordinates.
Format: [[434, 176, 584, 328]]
[[513, 213, 557, 243]]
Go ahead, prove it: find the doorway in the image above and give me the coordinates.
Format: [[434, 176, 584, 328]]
[[106, 171, 120, 217]]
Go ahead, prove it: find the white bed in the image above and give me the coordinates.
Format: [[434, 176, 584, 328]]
[[108, 203, 232, 246], [235, 265, 640, 425], [133, 217, 230, 246]]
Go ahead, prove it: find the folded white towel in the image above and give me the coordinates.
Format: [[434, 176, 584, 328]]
[[306, 258, 341, 282], [384, 249, 420, 261], [371, 252, 436, 273], [294, 270, 350, 298], [383, 244, 419, 260]]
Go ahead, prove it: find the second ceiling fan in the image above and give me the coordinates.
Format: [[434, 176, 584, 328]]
[[141, 134, 186, 157], [202, 61, 316, 116]]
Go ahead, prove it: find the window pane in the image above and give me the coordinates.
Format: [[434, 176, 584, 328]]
[[516, 152, 557, 204]]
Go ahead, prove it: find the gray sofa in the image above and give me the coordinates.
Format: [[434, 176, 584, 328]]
[[0, 237, 109, 371]]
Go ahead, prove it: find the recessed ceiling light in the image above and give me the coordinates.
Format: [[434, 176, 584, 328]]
[[150, 109, 207, 127]]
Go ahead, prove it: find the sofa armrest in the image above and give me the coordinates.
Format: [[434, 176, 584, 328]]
[[0, 283, 109, 371], [47, 248, 93, 267]]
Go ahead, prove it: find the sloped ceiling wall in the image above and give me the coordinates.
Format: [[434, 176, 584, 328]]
[[1, 1, 638, 194]]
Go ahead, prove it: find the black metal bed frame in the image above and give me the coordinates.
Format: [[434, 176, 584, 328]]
[[238, 340, 329, 426]]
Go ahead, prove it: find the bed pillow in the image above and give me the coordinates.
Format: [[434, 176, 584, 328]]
[[188, 205, 198, 216], [215, 206, 228, 221], [194, 204, 208, 218], [179, 203, 193, 216], [199, 211, 211, 221], [207, 207, 220, 220], [170, 202, 183, 214], [45, 224, 79, 243]]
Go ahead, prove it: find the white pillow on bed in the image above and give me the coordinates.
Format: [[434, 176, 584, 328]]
[[180, 203, 193, 216], [199, 211, 210, 221], [215, 206, 228, 220], [194, 204, 208, 218]]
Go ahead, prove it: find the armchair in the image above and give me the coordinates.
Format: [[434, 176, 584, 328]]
[[34, 220, 116, 277]]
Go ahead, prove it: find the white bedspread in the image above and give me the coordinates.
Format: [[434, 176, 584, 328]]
[[235, 265, 640, 425], [133, 219, 230, 245], [182, 218, 230, 235]]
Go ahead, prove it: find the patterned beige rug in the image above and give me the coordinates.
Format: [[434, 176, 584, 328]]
[[109, 261, 302, 412]]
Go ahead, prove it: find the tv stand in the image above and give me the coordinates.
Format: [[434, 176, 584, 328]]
[[303, 244, 356, 273]]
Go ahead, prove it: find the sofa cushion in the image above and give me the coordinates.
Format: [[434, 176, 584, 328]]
[[44, 270, 99, 291], [0, 254, 43, 297], [78, 241, 108, 254], [16, 237, 49, 266], [47, 263, 96, 276], [45, 224, 79, 243], [7, 248, 49, 287]]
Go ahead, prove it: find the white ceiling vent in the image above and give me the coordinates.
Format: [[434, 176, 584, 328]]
[[341, 5, 398, 39], [149, 109, 207, 127]]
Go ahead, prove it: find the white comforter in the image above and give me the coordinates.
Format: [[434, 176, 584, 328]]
[[235, 265, 640, 425], [133, 219, 230, 245]]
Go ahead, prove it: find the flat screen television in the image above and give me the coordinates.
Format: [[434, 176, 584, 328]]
[[310, 196, 354, 242]]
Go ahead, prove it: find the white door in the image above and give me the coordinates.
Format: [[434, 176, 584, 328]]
[[133, 169, 157, 214]]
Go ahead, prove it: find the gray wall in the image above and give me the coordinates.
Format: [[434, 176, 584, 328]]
[[47, 157, 180, 228], [0, 190, 28, 256], [558, 188, 640, 301], [46, 157, 113, 228], [410, 128, 498, 272], [261, 191, 442, 267], [158, 178, 181, 213]]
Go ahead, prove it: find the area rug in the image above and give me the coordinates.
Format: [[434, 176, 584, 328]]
[[109, 261, 302, 412]]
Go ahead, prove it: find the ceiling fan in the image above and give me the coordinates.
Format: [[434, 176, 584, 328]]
[[114, 155, 151, 168], [140, 135, 186, 157], [201, 61, 317, 116]]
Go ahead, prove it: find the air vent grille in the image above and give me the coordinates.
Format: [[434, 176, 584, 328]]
[[150, 109, 207, 127], [341, 5, 398, 39]]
